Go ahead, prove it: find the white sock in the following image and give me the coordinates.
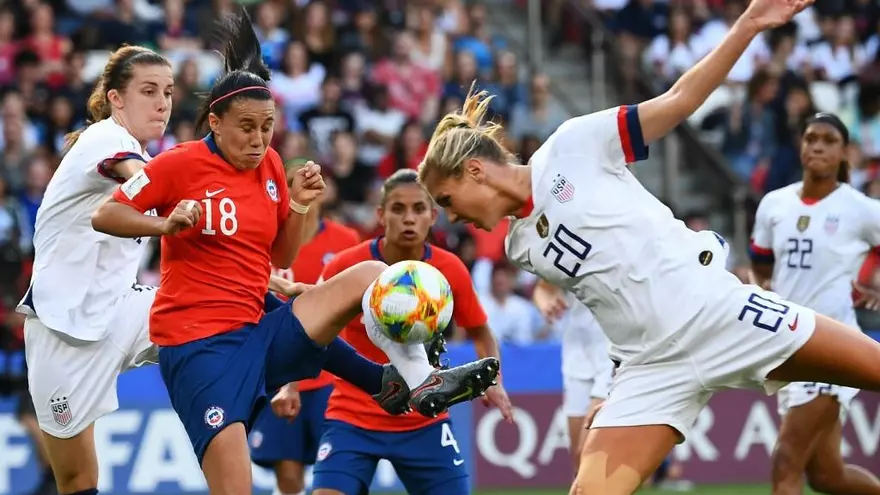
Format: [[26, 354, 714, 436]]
[[362, 281, 435, 389]]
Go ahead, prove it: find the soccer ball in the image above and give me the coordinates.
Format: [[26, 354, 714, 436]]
[[368, 260, 454, 344]]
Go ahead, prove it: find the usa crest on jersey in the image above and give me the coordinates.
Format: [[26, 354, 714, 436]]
[[50, 396, 72, 426], [824, 215, 839, 235], [551, 174, 575, 203]]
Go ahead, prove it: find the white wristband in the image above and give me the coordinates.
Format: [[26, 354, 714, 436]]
[[289, 199, 310, 215]]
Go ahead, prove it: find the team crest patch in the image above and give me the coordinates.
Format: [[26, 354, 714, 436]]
[[551, 174, 575, 203], [536, 214, 550, 238], [322, 252, 336, 265], [50, 397, 72, 427], [250, 430, 263, 448], [824, 215, 839, 235], [317, 442, 332, 462], [204, 406, 225, 429], [698, 250, 714, 266], [796, 215, 810, 232], [266, 179, 279, 202]]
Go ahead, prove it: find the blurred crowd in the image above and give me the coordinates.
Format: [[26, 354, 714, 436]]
[[0, 0, 577, 364]]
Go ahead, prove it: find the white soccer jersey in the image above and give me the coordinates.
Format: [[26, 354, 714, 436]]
[[558, 294, 611, 380], [750, 182, 880, 327], [17, 118, 152, 341], [505, 106, 738, 363]]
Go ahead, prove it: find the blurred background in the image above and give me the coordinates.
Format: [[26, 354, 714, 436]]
[[0, 0, 879, 493]]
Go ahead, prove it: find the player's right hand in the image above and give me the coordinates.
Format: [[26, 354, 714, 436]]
[[271, 382, 302, 421], [533, 281, 568, 322], [161, 200, 202, 236]]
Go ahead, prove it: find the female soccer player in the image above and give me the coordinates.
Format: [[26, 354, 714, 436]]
[[15, 45, 174, 495], [750, 113, 880, 495], [91, 11, 498, 494], [311, 169, 512, 495], [250, 161, 362, 495], [532, 280, 612, 476], [416, 0, 880, 493]]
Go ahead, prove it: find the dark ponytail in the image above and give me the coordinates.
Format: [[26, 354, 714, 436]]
[[195, 7, 273, 133]]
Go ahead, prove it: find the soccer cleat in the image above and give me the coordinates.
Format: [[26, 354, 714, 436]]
[[424, 333, 448, 369], [409, 357, 500, 418], [372, 364, 412, 415]]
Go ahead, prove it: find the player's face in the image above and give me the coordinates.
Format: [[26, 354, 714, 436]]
[[424, 160, 503, 231], [117, 64, 173, 143], [211, 98, 275, 170], [379, 184, 437, 249], [800, 122, 845, 180]]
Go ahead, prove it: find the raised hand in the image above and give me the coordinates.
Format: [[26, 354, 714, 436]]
[[161, 200, 202, 236], [744, 0, 814, 31], [291, 160, 326, 208]]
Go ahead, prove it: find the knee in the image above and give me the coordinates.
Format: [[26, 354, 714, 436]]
[[771, 440, 804, 479], [351, 260, 388, 284], [806, 466, 842, 494], [276, 471, 305, 494]]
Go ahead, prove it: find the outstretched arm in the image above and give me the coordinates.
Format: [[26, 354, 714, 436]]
[[637, 0, 812, 144]]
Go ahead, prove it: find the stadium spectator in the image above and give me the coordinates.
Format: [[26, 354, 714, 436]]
[[479, 260, 547, 345], [508, 73, 567, 150], [372, 30, 441, 125]]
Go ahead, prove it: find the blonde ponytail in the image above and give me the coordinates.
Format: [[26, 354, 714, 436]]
[[419, 82, 511, 182]]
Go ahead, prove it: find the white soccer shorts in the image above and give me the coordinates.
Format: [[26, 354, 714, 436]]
[[591, 284, 816, 441], [777, 381, 859, 418], [562, 367, 613, 417], [25, 285, 158, 438]]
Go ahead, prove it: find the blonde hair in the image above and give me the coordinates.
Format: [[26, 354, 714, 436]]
[[418, 83, 512, 183]]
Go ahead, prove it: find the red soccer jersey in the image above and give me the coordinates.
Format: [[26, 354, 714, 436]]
[[321, 237, 488, 432], [272, 219, 360, 391], [113, 136, 290, 346]]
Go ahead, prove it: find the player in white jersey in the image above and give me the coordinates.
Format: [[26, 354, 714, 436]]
[[750, 113, 880, 495], [14, 46, 175, 495], [533, 280, 612, 476], [415, 0, 880, 492]]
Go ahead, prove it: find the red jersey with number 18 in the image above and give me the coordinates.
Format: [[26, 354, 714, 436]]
[[112, 135, 290, 346], [272, 219, 361, 391], [320, 238, 488, 432]]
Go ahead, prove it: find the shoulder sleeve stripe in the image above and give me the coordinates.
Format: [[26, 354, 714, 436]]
[[748, 239, 775, 263], [98, 151, 146, 183], [616, 105, 649, 164]]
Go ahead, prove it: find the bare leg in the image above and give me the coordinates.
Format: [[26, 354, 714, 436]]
[[767, 314, 880, 390], [201, 423, 252, 495], [805, 414, 880, 494], [771, 395, 838, 495], [570, 425, 679, 495], [41, 426, 99, 493], [274, 460, 306, 494]]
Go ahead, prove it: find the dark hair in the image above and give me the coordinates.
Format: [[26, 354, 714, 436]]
[[195, 8, 273, 133], [804, 112, 851, 183], [65, 46, 170, 148], [380, 169, 426, 206]]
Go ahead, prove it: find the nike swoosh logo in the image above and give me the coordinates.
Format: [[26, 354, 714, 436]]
[[377, 382, 402, 403], [788, 314, 799, 331], [453, 458, 465, 466], [206, 188, 225, 198]]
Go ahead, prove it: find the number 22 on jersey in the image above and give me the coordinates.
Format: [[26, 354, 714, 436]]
[[201, 197, 239, 236]]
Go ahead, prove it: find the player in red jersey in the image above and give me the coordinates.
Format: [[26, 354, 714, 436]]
[[311, 169, 513, 495], [250, 160, 362, 495], [90, 11, 498, 494]]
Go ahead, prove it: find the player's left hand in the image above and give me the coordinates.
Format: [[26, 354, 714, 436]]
[[743, 0, 814, 31], [291, 161, 325, 207], [271, 382, 302, 421], [852, 281, 880, 311], [482, 384, 514, 423]]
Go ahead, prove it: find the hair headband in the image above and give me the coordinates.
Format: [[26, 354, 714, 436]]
[[210, 86, 272, 108], [805, 112, 849, 144]]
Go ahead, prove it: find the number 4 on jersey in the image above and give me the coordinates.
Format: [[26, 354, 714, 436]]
[[201, 198, 238, 236]]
